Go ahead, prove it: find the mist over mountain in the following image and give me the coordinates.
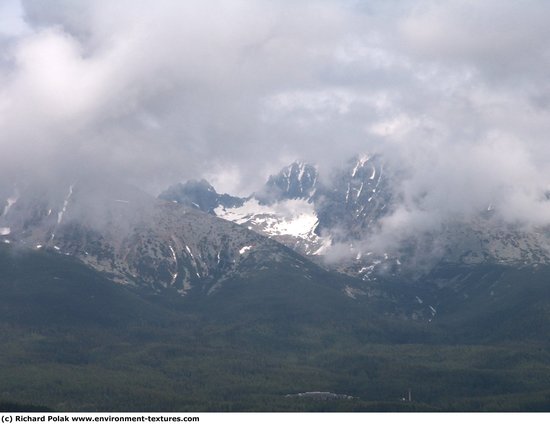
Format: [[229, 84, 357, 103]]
[[163, 154, 550, 282], [0, 0, 549, 231], [5, 161, 550, 411], [3, 0, 550, 413]]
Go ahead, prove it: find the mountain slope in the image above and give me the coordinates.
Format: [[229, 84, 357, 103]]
[[0, 243, 174, 327], [163, 154, 550, 283], [160, 179, 244, 213], [159, 155, 396, 266], [1, 180, 337, 297], [412, 262, 550, 342], [4, 243, 550, 412]]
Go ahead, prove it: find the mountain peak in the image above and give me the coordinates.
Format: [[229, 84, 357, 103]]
[[159, 179, 243, 213], [257, 161, 318, 204]]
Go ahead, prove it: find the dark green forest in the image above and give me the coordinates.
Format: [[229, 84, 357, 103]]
[[2, 245, 550, 412]]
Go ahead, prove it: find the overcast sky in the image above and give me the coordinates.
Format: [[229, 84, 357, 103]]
[[2, 0, 550, 234]]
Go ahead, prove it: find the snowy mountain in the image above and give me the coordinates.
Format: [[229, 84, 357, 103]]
[[160, 155, 396, 276], [0, 178, 437, 323], [161, 161, 333, 257], [256, 161, 318, 203], [5, 154, 550, 306], [163, 154, 550, 284], [160, 156, 391, 260], [0, 180, 338, 297]]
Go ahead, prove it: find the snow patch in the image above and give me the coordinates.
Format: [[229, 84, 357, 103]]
[[57, 185, 74, 225], [359, 265, 374, 274], [169, 245, 177, 262], [184, 245, 202, 279], [351, 155, 370, 177], [358, 259, 381, 279], [2, 191, 19, 217], [0, 227, 10, 236], [168, 244, 179, 285], [216, 198, 319, 239], [239, 245, 252, 255], [357, 182, 364, 198], [215, 198, 331, 255], [369, 166, 376, 180], [274, 214, 318, 238]]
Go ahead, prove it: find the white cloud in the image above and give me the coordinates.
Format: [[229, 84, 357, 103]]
[[0, 0, 30, 37], [0, 0, 549, 239]]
